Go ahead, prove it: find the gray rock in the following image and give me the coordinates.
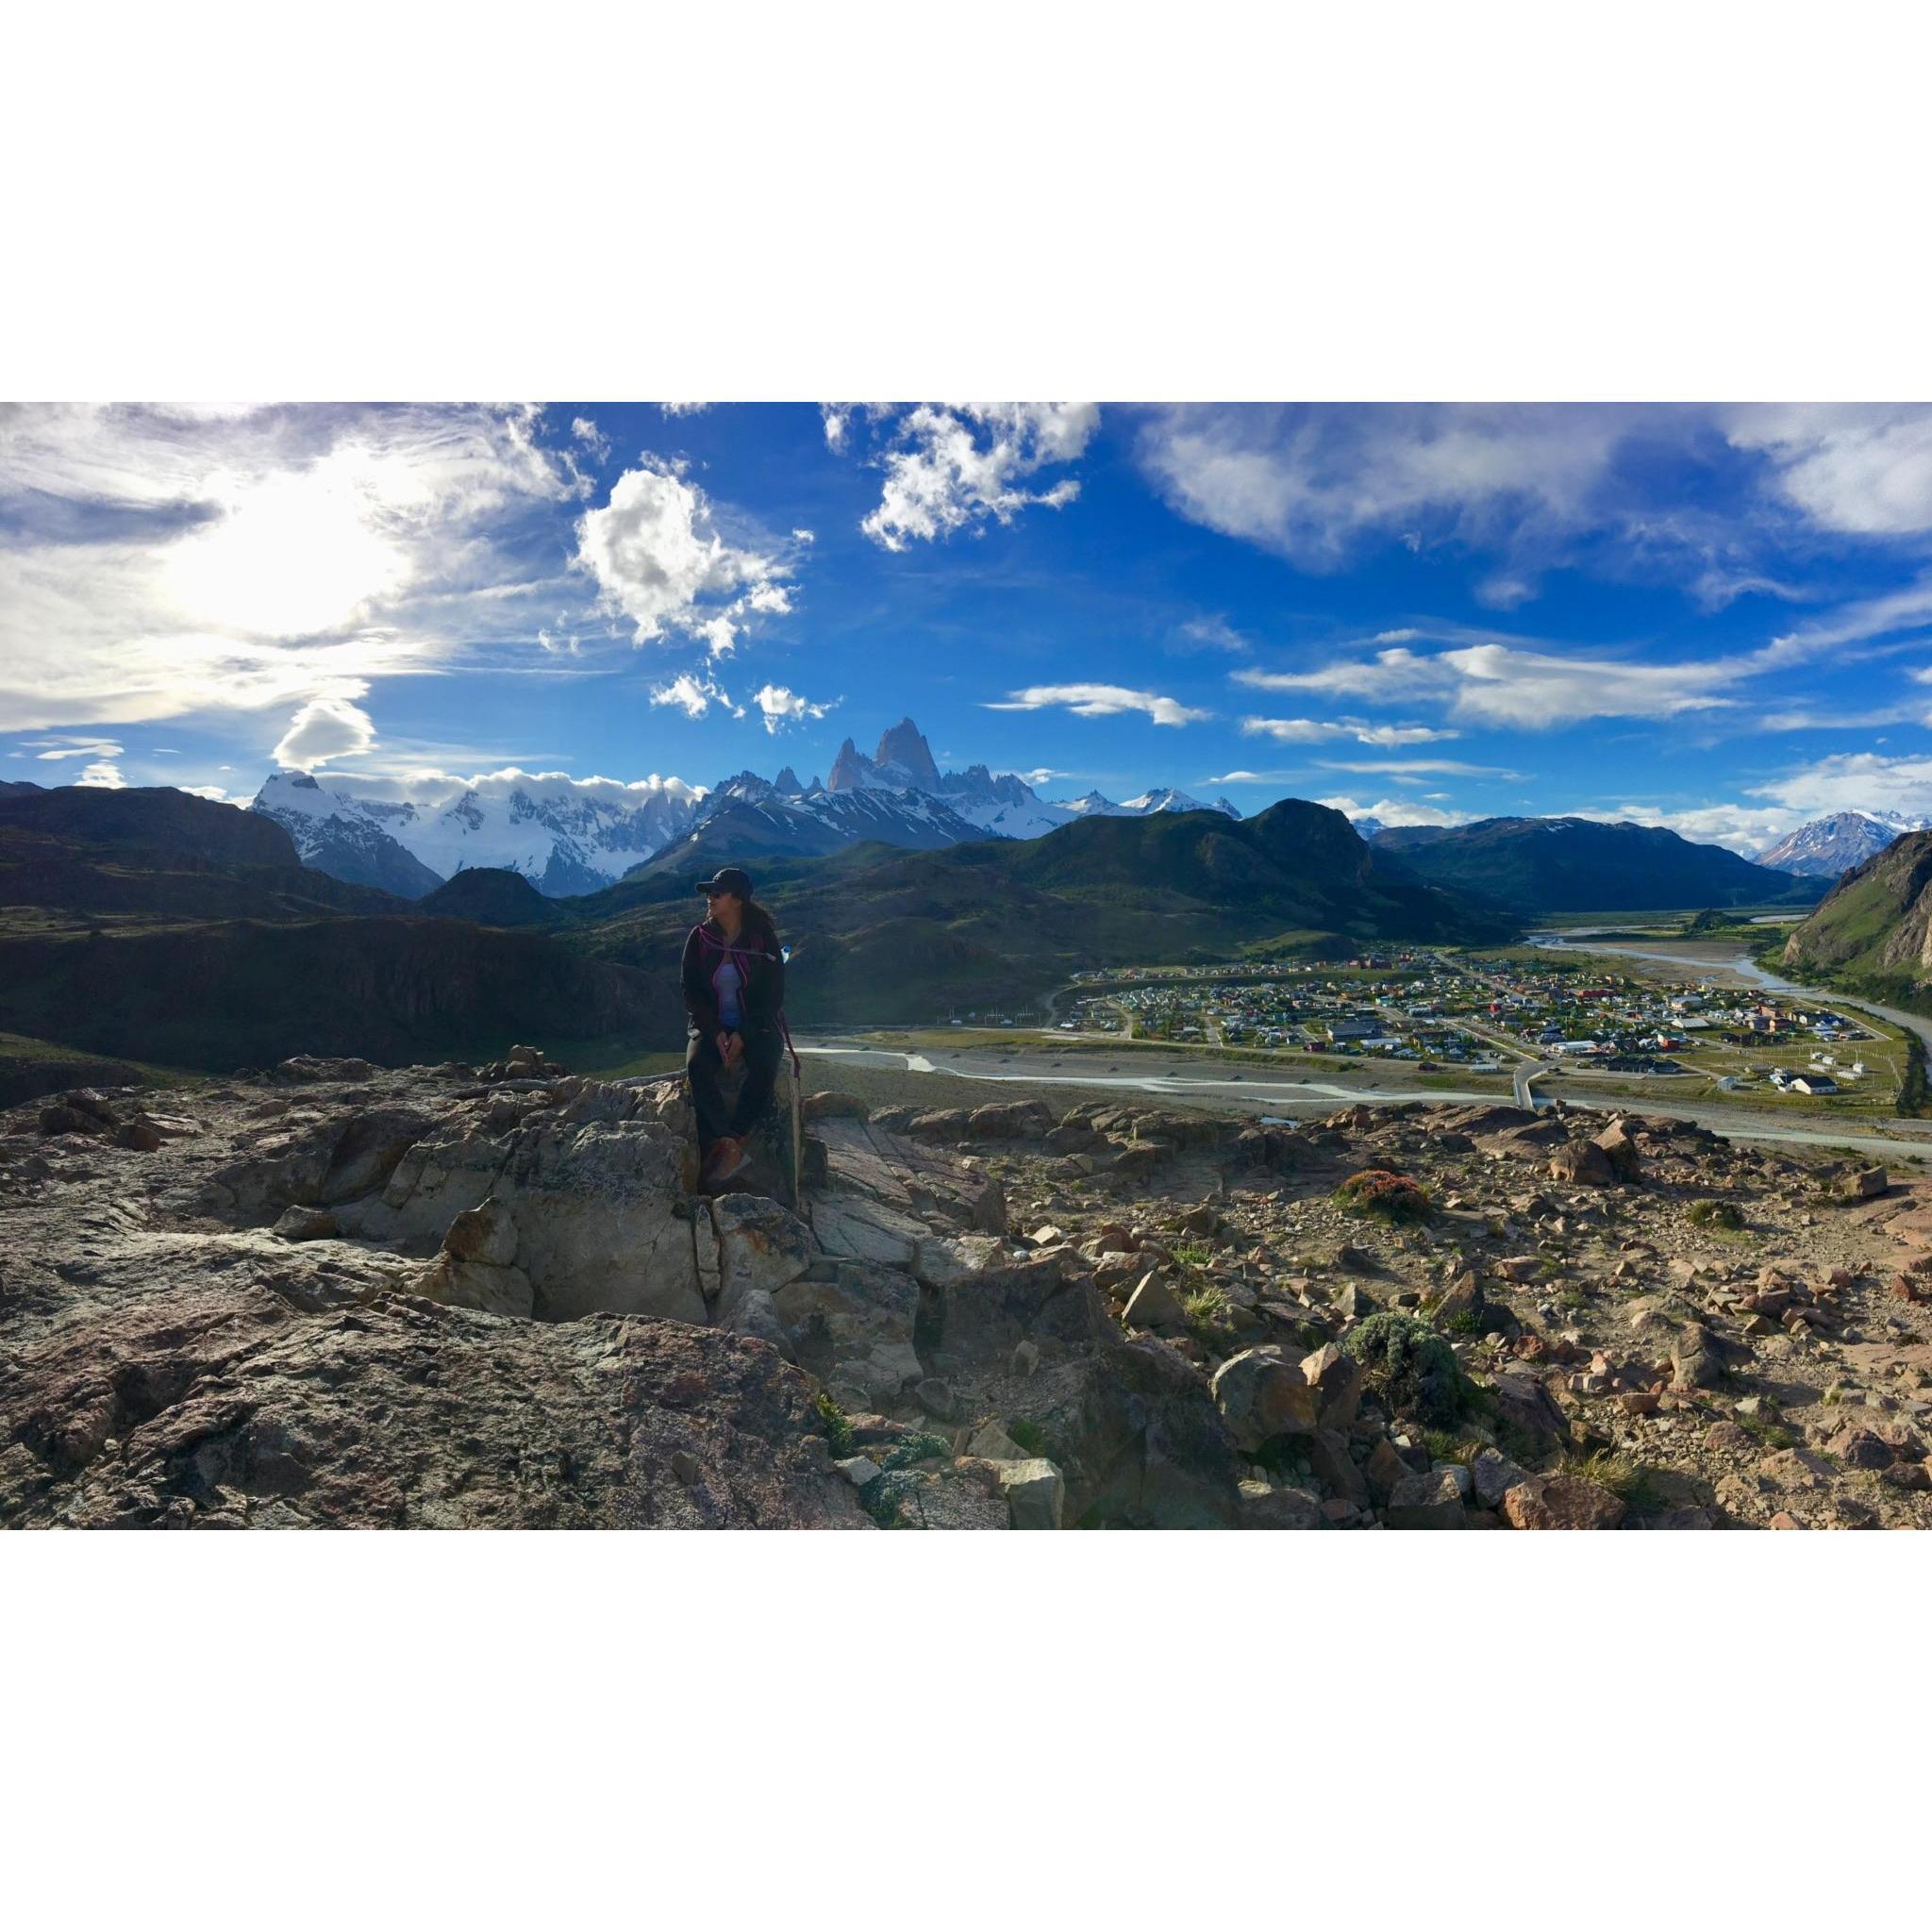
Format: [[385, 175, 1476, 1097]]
[[1385, 1468, 1467, 1528], [1238, 1480, 1321, 1529], [1210, 1346, 1320, 1450], [997, 1457, 1065, 1528]]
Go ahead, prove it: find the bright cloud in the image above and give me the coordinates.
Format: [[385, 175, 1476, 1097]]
[[1591, 801, 1803, 856], [25, 734, 125, 762], [854, 404, 1098, 550], [1315, 792, 1472, 828], [754, 684, 836, 734], [571, 416, 610, 459], [75, 759, 127, 789], [1239, 715, 1458, 745], [985, 683, 1209, 726], [1750, 750, 1932, 823], [574, 458, 798, 659], [272, 691, 376, 769], [649, 671, 741, 721], [0, 402, 590, 733]]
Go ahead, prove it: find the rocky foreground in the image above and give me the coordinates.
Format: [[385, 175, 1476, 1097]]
[[4, 1051, 1931, 1528]]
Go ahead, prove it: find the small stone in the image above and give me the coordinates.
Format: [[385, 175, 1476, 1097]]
[[914, 1378, 958, 1423], [835, 1457, 882, 1487], [997, 1457, 1065, 1529], [671, 1450, 700, 1485], [1011, 1339, 1041, 1377], [1122, 1272, 1187, 1331], [1470, 1447, 1528, 1509]]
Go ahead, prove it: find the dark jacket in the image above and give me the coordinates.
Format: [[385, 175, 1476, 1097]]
[[681, 909, 785, 1038]]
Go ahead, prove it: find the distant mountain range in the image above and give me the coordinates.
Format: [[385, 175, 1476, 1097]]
[[250, 717, 1241, 898], [1370, 815, 1824, 915], [580, 796, 1513, 1030], [1757, 809, 1930, 878]]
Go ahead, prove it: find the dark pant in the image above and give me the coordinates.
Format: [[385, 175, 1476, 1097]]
[[686, 1025, 782, 1147]]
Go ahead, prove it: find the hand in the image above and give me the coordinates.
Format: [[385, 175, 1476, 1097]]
[[716, 1029, 735, 1066]]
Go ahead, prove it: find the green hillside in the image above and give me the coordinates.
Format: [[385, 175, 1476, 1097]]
[[572, 799, 1515, 1031], [1780, 830, 1932, 1004]]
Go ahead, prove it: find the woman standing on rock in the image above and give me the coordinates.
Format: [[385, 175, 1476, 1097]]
[[682, 866, 790, 1189]]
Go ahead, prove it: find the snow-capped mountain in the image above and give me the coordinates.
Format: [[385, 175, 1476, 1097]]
[[1057, 785, 1241, 819], [824, 719, 1080, 838], [1757, 810, 1926, 878], [254, 716, 1248, 897], [643, 767, 989, 874], [254, 769, 707, 898]]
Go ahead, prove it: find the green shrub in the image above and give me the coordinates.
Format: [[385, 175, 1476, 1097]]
[[1687, 1198, 1744, 1230], [814, 1390, 855, 1457], [1341, 1311, 1470, 1423], [1007, 1418, 1046, 1457], [1333, 1168, 1432, 1223]]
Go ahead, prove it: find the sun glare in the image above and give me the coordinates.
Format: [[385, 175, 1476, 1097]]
[[163, 465, 408, 638]]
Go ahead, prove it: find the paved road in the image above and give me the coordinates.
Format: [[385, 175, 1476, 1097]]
[[1513, 1059, 1555, 1109], [798, 1039, 1932, 1162]]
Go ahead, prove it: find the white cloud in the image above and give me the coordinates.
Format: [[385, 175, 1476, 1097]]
[[821, 406, 850, 452], [854, 404, 1098, 549], [1315, 792, 1471, 828], [574, 458, 798, 659], [272, 692, 376, 769], [1237, 641, 1743, 728], [181, 783, 238, 803], [25, 734, 124, 761], [76, 759, 127, 789], [984, 683, 1209, 727], [571, 416, 610, 459], [754, 684, 836, 734], [1170, 616, 1252, 656], [1019, 767, 1069, 785], [1317, 758, 1517, 777], [1239, 715, 1459, 745], [1136, 403, 1637, 580], [1726, 404, 1932, 537], [658, 402, 711, 417], [649, 671, 738, 721], [1749, 750, 1932, 824], [1589, 801, 1801, 856]]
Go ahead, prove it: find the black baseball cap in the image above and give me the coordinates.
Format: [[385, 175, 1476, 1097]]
[[695, 867, 754, 898]]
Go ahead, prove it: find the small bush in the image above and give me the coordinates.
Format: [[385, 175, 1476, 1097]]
[[1333, 1168, 1432, 1224], [1342, 1311, 1470, 1423], [814, 1390, 855, 1457], [1688, 1199, 1744, 1230], [1007, 1418, 1046, 1457], [1171, 1241, 1214, 1267], [1181, 1283, 1233, 1335]]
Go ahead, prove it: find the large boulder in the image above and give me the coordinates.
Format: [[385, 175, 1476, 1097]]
[[1500, 1474, 1626, 1530], [774, 1259, 924, 1407], [1548, 1139, 1617, 1187], [1386, 1469, 1466, 1528], [0, 1233, 867, 1529], [1210, 1346, 1320, 1450]]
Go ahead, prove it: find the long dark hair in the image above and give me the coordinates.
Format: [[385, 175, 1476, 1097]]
[[710, 891, 778, 952]]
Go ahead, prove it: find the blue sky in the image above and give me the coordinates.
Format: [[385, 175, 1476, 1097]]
[[7, 400, 1932, 850]]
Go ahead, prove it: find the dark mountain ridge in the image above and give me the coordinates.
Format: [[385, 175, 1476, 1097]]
[[1372, 815, 1822, 914]]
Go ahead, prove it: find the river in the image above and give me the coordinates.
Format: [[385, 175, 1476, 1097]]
[[797, 1036, 1932, 1163]]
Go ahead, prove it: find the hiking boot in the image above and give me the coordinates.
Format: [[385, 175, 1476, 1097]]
[[704, 1136, 749, 1189]]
